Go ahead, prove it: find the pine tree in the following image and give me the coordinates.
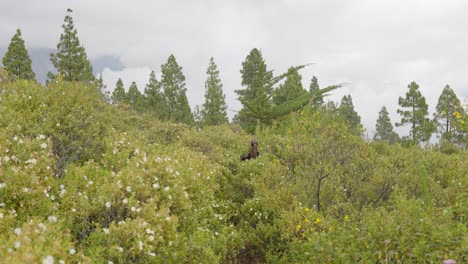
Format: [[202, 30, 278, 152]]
[[396, 81, 435, 144], [309, 76, 323, 107], [374, 106, 399, 144], [144, 71, 166, 119], [48, 8, 94, 83], [434, 85, 465, 143], [95, 74, 110, 102], [202, 57, 228, 126], [273, 66, 306, 106], [338, 94, 362, 131], [127, 81, 144, 112], [111, 78, 126, 104], [236, 49, 340, 133], [2, 29, 36, 81], [193, 105, 204, 129], [160, 54, 193, 124]]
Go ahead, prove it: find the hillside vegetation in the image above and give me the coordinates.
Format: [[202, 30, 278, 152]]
[[0, 80, 466, 263]]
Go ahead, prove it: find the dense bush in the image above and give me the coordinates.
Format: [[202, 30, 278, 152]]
[[0, 80, 466, 263]]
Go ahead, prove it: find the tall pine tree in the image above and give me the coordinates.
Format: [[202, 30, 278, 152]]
[[309, 76, 324, 107], [434, 85, 465, 144], [374, 106, 399, 144], [235, 48, 273, 132], [144, 71, 166, 119], [112, 78, 126, 104], [127, 81, 144, 112], [202, 57, 228, 126], [273, 66, 306, 106], [160, 54, 193, 124], [396, 81, 435, 144], [338, 94, 362, 131], [2, 29, 36, 81], [48, 8, 94, 83]]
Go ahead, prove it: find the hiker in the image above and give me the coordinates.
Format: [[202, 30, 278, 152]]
[[241, 139, 259, 161]]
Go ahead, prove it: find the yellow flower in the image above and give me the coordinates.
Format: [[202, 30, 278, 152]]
[[344, 215, 350, 222], [453, 111, 462, 119], [304, 207, 310, 212], [329, 226, 334, 232], [296, 224, 301, 231], [314, 218, 321, 224]]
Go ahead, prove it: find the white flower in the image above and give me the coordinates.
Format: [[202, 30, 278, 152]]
[[152, 183, 160, 189], [135, 148, 140, 154], [138, 241, 143, 250], [50, 195, 55, 201], [131, 206, 136, 212], [103, 228, 110, 234], [145, 228, 154, 234], [40, 143, 47, 149], [126, 186, 132, 192], [148, 252, 156, 257], [14, 228, 22, 236], [163, 186, 170, 192], [38, 223, 47, 231], [175, 171, 180, 176], [3, 156, 9, 162], [108, 261, 114, 264], [165, 216, 171, 221], [26, 158, 37, 165], [14, 241, 21, 248], [149, 235, 154, 241], [23, 187, 29, 193], [48, 216, 58, 223], [0, 213, 3, 219], [42, 255, 54, 264], [19, 139, 24, 144], [0, 182, 6, 188], [38, 134, 46, 140], [13, 135, 18, 141], [69, 248, 76, 255], [105, 202, 111, 208], [56, 123, 60, 127], [122, 198, 128, 204], [59, 260, 65, 264], [60, 184, 65, 190], [117, 246, 124, 252]]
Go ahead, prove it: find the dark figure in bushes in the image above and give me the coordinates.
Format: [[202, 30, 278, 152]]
[[241, 139, 259, 161]]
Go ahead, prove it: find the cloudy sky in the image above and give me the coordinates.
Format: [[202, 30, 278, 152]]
[[1, 0, 467, 137]]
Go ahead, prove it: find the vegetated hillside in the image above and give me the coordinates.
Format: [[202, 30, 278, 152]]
[[0, 80, 466, 263]]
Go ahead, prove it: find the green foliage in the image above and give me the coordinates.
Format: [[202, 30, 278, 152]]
[[202, 57, 228, 127], [1, 78, 466, 263], [2, 29, 36, 81], [309, 75, 323, 108], [273, 67, 306, 106], [48, 8, 94, 83], [396, 81, 435, 144], [338, 94, 363, 133], [144, 71, 166, 119], [434, 85, 466, 147], [160, 54, 194, 124], [374, 106, 400, 144], [126, 82, 145, 112], [111, 78, 126, 104]]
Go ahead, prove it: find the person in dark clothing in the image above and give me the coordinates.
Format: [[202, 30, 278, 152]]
[[241, 139, 259, 161]]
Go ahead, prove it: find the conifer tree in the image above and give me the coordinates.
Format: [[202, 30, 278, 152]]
[[2, 29, 36, 81], [202, 57, 228, 126], [309, 76, 324, 107], [111, 78, 126, 104], [127, 81, 144, 112], [374, 106, 399, 144], [273, 67, 306, 106], [144, 70, 166, 119], [48, 8, 94, 83], [434, 85, 465, 143], [160, 54, 193, 124], [193, 105, 204, 129], [236, 49, 340, 133], [94, 74, 110, 102], [338, 94, 362, 131], [396, 82, 435, 144]]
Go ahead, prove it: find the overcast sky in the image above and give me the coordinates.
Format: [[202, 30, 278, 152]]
[[1, 0, 467, 137]]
